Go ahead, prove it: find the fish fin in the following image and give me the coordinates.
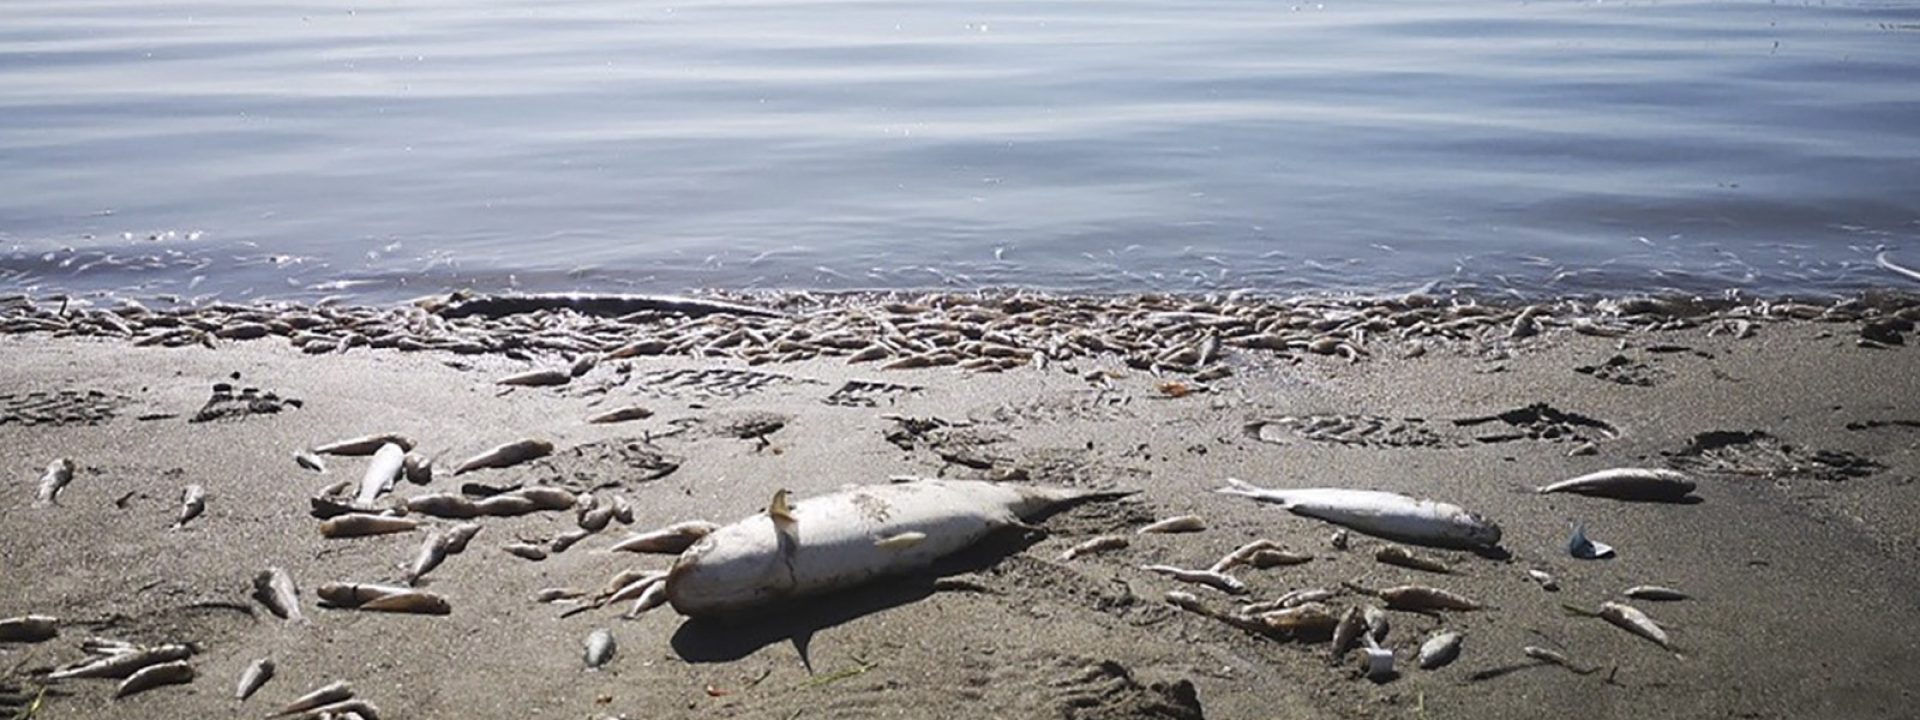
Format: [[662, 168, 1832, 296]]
[[768, 489, 796, 524], [873, 532, 926, 550]]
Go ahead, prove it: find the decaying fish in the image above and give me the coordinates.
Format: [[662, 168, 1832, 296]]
[[1059, 535, 1129, 561], [1241, 588, 1338, 616], [1624, 585, 1689, 601], [235, 658, 274, 700], [401, 453, 433, 485], [587, 405, 654, 424], [452, 439, 554, 475], [1137, 515, 1206, 534], [1242, 603, 1341, 639], [0, 615, 57, 643], [515, 485, 577, 510], [503, 542, 548, 561], [318, 513, 418, 538], [610, 495, 635, 524], [577, 502, 616, 533], [114, 660, 195, 698], [276, 680, 353, 716], [312, 433, 416, 456], [1330, 606, 1366, 663], [1217, 479, 1502, 549], [609, 521, 720, 554], [404, 532, 452, 585], [1418, 631, 1463, 669], [498, 368, 571, 387], [1523, 646, 1597, 674], [355, 443, 406, 505], [666, 479, 1133, 617], [295, 451, 327, 474], [534, 588, 587, 603], [1536, 468, 1697, 502], [442, 522, 482, 553], [1567, 601, 1675, 651], [552, 528, 594, 553], [282, 699, 380, 720], [252, 567, 305, 623], [472, 494, 538, 516], [50, 643, 195, 679], [316, 582, 452, 615], [1142, 564, 1247, 594], [1347, 582, 1483, 612], [1375, 545, 1450, 573], [604, 573, 668, 606], [406, 493, 480, 519], [1208, 539, 1309, 572], [34, 458, 75, 507], [584, 629, 616, 669], [171, 484, 206, 530], [1363, 605, 1390, 643]]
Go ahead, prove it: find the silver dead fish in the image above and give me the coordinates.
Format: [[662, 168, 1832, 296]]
[[235, 658, 274, 700], [252, 567, 305, 623], [114, 659, 195, 698], [355, 443, 406, 505], [1418, 631, 1463, 669], [452, 439, 554, 475], [312, 433, 416, 456], [1536, 467, 1697, 502], [1624, 585, 1690, 601], [1137, 515, 1206, 534], [172, 484, 206, 529], [587, 405, 654, 424], [1141, 564, 1247, 594], [276, 680, 353, 716], [34, 458, 74, 507], [1218, 478, 1502, 549], [0, 615, 58, 643], [319, 513, 418, 538], [584, 629, 616, 669], [1568, 601, 1675, 651]]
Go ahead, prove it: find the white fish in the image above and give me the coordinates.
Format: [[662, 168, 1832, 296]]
[[235, 658, 274, 700], [1137, 515, 1206, 534], [1536, 468, 1697, 502], [318, 513, 417, 538], [252, 567, 304, 623], [1060, 535, 1129, 561], [584, 629, 616, 669], [34, 458, 75, 507], [276, 680, 353, 716], [172, 484, 206, 529], [312, 433, 416, 456], [452, 439, 553, 475], [1624, 585, 1689, 601], [114, 659, 194, 698], [355, 443, 406, 505], [1568, 521, 1615, 559], [665, 479, 1133, 617], [1141, 565, 1247, 594], [1418, 631, 1463, 669], [51, 643, 194, 679], [1216, 478, 1502, 549], [498, 368, 571, 387], [587, 405, 654, 424]]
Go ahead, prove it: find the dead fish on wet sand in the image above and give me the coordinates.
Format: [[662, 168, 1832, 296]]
[[452, 438, 554, 475], [1208, 539, 1310, 573], [252, 567, 305, 623], [0, 615, 58, 643], [1523, 646, 1598, 675], [319, 513, 418, 539], [1418, 631, 1463, 669], [1137, 515, 1206, 534], [316, 582, 451, 615], [609, 521, 720, 554], [1624, 585, 1690, 601], [171, 484, 206, 529], [354, 443, 406, 505], [1060, 535, 1129, 561], [50, 643, 195, 679], [34, 458, 74, 507], [1566, 601, 1677, 652], [312, 433, 416, 456], [587, 405, 654, 424], [584, 629, 616, 669], [274, 680, 353, 717], [1536, 468, 1697, 502], [497, 368, 571, 387], [1142, 565, 1247, 594], [1217, 478, 1502, 549], [1345, 582, 1484, 612], [235, 658, 274, 700], [1375, 545, 1450, 573], [666, 479, 1134, 617], [114, 660, 194, 699]]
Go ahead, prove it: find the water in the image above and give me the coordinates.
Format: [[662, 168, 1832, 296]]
[[2, 0, 1918, 304]]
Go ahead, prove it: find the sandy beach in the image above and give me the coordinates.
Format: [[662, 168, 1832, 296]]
[[4, 292, 1920, 719]]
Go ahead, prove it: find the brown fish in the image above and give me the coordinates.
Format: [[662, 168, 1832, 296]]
[[1059, 535, 1129, 561], [472, 494, 538, 516], [406, 493, 479, 518], [442, 522, 482, 554], [608, 521, 720, 554], [452, 439, 554, 475], [1330, 606, 1366, 663], [312, 433, 416, 456], [587, 405, 654, 424], [497, 368, 571, 387], [318, 513, 418, 538], [1347, 582, 1483, 611], [1375, 545, 1451, 574]]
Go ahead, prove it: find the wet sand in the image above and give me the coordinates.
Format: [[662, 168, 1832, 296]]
[[4, 294, 1920, 719]]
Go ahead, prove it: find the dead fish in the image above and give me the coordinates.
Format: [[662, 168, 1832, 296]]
[[283, 699, 379, 720], [577, 502, 616, 533], [1137, 515, 1206, 534], [551, 528, 594, 553], [1568, 601, 1675, 651], [312, 433, 416, 456], [452, 439, 553, 475], [570, 354, 597, 377], [1523, 645, 1597, 674], [34, 458, 74, 507], [355, 443, 406, 505], [534, 587, 587, 603], [404, 533, 452, 585], [1329, 529, 1350, 550], [318, 513, 418, 538], [599, 569, 668, 602], [276, 680, 353, 716], [1330, 606, 1366, 663], [584, 629, 616, 669], [1536, 468, 1697, 502], [235, 658, 274, 700], [1208, 539, 1280, 572], [604, 573, 668, 606], [623, 582, 670, 618], [252, 567, 305, 623], [171, 484, 206, 529], [406, 493, 479, 519], [1219, 479, 1502, 549], [498, 368, 571, 387], [608, 521, 720, 554], [1245, 603, 1341, 639], [114, 659, 195, 698], [609, 495, 635, 524], [1141, 564, 1247, 594], [1624, 585, 1689, 601], [1527, 569, 1560, 592], [401, 453, 433, 485], [360, 591, 452, 615], [1363, 605, 1390, 643], [295, 451, 327, 473], [1348, 582, 1483, 611], [442, 522, 482, 554], [50, 643, 195, 679], [1568, 521, 1616, 560], [587, 405, 654, 424], [472, 494, 538, 516], [1165, 590, 1213, 617], [1375, 545, 1450, 573], [1059, 535, 1130, 561], [1418, 631, 1463, 669], [316, 582, 406, 608], [0, 615, 58, 643], [1245, 549, 1314, 568], [503, 542, 548, 561]]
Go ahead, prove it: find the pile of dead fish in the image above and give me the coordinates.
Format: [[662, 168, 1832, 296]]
[[4, 289, 1915, 374]]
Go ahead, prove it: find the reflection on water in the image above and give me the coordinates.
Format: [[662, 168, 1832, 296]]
[[1, 0, 1917, 303]]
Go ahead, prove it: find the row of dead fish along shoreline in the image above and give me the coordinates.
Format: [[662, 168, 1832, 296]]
[[2, 290, 1915, 374]]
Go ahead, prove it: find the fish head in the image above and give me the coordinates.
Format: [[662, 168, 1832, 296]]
[[1462, 513, 1504, 547], [664, 519, 791, 617]]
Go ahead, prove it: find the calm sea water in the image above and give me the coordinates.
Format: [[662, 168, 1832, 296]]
[[2, 0, 1917, 303]]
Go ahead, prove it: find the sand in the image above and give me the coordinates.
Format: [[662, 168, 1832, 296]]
[[4, 296, 1920, 719]]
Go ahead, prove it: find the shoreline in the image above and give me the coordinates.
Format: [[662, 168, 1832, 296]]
[[3, 292, 1919, 718]]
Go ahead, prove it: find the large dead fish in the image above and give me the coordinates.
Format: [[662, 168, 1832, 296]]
[[665, 478, 1133, 617], [1216, 478, 1502, 549], [354, 443, 406, 505], [1536, 468, 1697, 502], [452, 439, 553, 475]]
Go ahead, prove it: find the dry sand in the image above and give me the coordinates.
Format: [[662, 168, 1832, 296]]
[[4, 301, 1920, 719]]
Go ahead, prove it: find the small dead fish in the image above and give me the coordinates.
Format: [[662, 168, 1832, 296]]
[[401, 453, 433, 485], [360, 590, 451, 615], [1330, 606, 1366, 663], [534, 587, 587, 603], [50, 643, 194, 679], [1375, 545, 1450, 573], [584, 629, 616, 669], [235, 658, 274, 700], [497, 368, 571, 386], [1363, 605, 1390, 643], [577, 502, 616, 533], [452, 439, 554, 475], [282, 699, 379, 720], [598, 569, 668, 601], [355, 443, 406, 505], [294, 451, 327, 474], [1624, 585, 1689, 601], [404, 533, 451, 585], [276, 680, 354, 716], [34, 458, 74, 507], [0, 615, 58, 643], [1165, 590, 1213, 617], [1246, 549, 1313, 568], [252, 567, 304, 623], [1137, 515, 1206, 534], [406, 492, 480, 519], [318, 513, 418, 538], [1523, 645, 1597, 674], [1527, 569, 1560, 592], [509, 485, 576, 511], [312, 433, 416, 456], [609, 495, 635, 524], [1060, 535, 1130, 561], [1208, 539, 1278, 572], [472, 494, 538, 516], [172, 484, 206, 529], [1418, 631, 1463, 669], [587, 405, 654, 424], [570, 354, 597, 377], [1142, 564, 1247, 594], [604, 573, 667, 606], [1349, 583, 1483, 611], [551, 528, 594, 553], [1244, 603, 1341, 639], [114, 659, 195, 698], [442, 522, 482, 554], [503, 542, 548, 561], [608, 521, 720, 554], [1569, 601, 1674, 651], [1537, 467, 1697, 502], [316, 582, 407, 608]]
